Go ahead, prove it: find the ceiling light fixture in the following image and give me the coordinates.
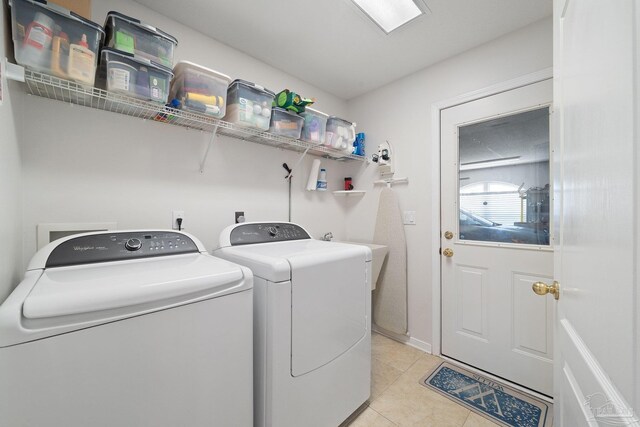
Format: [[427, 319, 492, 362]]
[[351, 0, 428, 34]]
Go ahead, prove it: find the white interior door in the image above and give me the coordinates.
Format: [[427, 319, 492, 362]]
[[441, 79, 554, 396], [553, 0, 639, 425]]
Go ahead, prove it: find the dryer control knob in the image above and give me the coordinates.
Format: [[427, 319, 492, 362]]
[[267, 226, 278, 237], [125, 238, 142, 251]]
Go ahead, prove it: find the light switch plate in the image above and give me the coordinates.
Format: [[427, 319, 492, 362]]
[[403, 211, 416, 225]]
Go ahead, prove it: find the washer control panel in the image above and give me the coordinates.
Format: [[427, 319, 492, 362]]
[[229, 223, 310, 246], [46, 231, 199, 268]]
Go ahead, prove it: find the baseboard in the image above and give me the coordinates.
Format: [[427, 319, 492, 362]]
[[408, 336, 432, 353], [372, 325, 433, 354]]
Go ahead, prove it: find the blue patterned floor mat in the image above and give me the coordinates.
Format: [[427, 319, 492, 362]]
[[420, 362, 552, 427]]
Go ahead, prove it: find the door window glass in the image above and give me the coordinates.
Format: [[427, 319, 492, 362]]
[[458, 107, 550, 245]]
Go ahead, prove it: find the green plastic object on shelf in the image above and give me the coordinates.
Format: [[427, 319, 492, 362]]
[[114, 30, 135, 54], [273, 89, 315, 114]]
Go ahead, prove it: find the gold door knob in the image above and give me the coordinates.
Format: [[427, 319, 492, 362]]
[[442, 248, 454, 258], [532, 281, 560, 300], [444, 231, 454, 240]]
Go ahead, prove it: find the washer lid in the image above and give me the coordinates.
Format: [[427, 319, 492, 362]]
[[23, 253, 246, 319], [214, 239, 371, 282]]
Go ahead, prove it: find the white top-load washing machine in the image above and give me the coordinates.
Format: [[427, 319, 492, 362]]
[[213, 222, 372, 427], [0, 230, 254, 427]]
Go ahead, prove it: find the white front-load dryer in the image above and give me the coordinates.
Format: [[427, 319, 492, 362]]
[[213, 222, 372, 427], [0, 230, 254, 427]]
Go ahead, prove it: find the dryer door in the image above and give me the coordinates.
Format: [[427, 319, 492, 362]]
[[289, 247, 367, 376]]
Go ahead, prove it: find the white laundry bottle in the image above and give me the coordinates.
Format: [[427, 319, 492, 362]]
[[317, 168, 327, 191]]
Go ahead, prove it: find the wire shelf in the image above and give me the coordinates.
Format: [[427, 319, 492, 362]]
[[22, 70, 365, 162]]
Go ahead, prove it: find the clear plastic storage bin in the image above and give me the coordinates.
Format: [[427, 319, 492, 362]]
[[325, 116, 356, 151], [269, 107, 304, 139], [104, 11, 178, 68], [9, 0, 104, 86], [224, 80, 275, 131], [300, 108, 329, 144], [169, 61, 231, 119], [98, 48, 174, 103]]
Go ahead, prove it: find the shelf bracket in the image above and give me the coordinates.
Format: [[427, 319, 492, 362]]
[[286, 141, 324, 181], [374, 177, 409, 188], [3, 58, 25, 82], [200, 124, 220, 173]]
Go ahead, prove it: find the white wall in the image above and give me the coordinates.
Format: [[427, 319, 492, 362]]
[[0, 4, 23, 302], [346, 18, 553, 348], [16, 0, 363, 273], [5, 1, 552, 338]]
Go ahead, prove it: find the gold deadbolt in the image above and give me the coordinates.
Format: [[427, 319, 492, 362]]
[[442, 248, 454, 258], [532, 281, 560, 300], [444, 231, 454, 240]]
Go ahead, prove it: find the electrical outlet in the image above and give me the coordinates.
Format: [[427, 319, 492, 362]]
[[403, 211, 416, 225], [235, 211, 245, 224], [172, 210, 184, 230]]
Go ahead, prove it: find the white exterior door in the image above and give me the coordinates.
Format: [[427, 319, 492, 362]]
[[553, 0, 639, 425], [441, 79, 555, 396]]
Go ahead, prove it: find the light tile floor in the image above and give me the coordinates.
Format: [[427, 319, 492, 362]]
[[346, 332, 500, 427]]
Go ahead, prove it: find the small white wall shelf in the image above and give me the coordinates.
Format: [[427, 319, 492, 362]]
[[374, 177, 409, 188], [332, 190, 366, 196], [11, 67, 367, 166]]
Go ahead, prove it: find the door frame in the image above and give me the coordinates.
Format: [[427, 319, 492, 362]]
[[429, 67, 553, 356]]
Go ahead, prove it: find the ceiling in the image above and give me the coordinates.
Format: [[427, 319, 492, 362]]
[[459, 107, 550, 168], [134, 0, 552, 100]]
